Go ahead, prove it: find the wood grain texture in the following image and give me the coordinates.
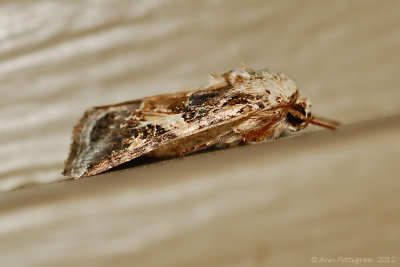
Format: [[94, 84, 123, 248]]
[[1, 0, 399, 266]]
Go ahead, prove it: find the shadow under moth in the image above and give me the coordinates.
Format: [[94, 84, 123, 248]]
[[63, 66, 338, 179]]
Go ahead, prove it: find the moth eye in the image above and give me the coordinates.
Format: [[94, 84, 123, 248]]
[[287, 106, 306, 126], [287, 112, 304, 126], [292, 105, 306, 116]]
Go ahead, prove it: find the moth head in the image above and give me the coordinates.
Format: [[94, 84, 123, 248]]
[[286, 98, 311, 132], [286, 97, 338, 131]]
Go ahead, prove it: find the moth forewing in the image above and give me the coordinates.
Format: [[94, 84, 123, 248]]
[[63, 66, 336, 179]]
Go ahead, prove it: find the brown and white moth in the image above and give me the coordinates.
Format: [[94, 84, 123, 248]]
[[63, 66, 337, 179]]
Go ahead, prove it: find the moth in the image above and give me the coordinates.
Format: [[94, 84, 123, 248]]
[[63, 66, 338, 179]]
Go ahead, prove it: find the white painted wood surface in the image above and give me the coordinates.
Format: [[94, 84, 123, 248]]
[[1, 0, 399, 266]]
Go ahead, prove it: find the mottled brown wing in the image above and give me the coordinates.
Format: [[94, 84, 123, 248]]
[[63, 88, 264, 178]]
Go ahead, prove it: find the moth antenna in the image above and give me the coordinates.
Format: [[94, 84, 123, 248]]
[[308, 118, 337, 130], [311, 115, 341, 127]]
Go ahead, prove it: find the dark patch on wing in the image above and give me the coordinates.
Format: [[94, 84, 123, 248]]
[[85, 108, 171, 164], [181, 107, 209, 123], [181, 85, 239, 123], [188, 90, 224, 106], [140, 124, 168, 139], [83, 126, 178, 177], [222, 93, 255, 106], [182, 90, 260, 123], [90, 111, 119, 143], [187, 84, 232, 106]]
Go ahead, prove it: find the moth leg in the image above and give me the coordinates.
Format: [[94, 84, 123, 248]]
[[242, 119, 285, 143], [233, 111, 287, 144], [242, 123, 275, 142]]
